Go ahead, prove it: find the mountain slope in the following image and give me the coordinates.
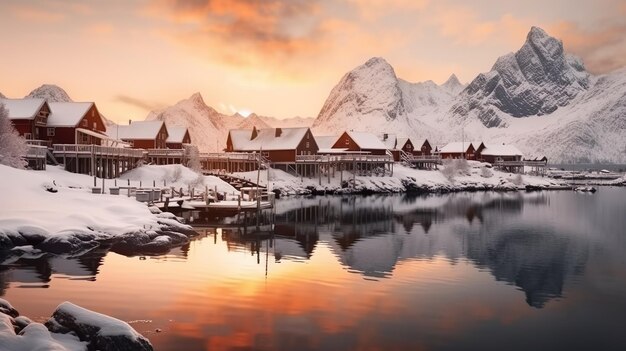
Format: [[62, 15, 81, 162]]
[[452, 27, 590, 127], [312, 27, 625, 163], [146, 93, 312, 152], [312, 57, 440, 140]]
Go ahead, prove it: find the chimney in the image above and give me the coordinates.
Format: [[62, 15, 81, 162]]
[[383, 133, 388, 140], [251, 126, 258, 140], [275, 128, 282, 137], [129, 119, 132, 125]]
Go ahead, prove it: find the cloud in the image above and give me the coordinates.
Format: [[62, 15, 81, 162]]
[[115, 95, 164, 112], [146, 0, 328, 69], [549, 21, 626, 74], [85, 22, 115, 36]]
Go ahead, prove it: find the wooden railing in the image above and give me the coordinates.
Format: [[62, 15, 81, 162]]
[[145, 149, 186, 157], [53, 144, 145, 158], [26, 145, 47, 159], [296, 154, 393, 163], [26, 139, 52, 147], [200, 152, 265, 161], [494, 160, 525, 167]]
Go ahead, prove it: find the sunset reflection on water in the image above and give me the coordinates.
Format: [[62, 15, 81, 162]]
[[2, 190, 626, 351]]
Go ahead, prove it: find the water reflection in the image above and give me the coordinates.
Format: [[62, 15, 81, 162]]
[[0, 191, 608, 310]]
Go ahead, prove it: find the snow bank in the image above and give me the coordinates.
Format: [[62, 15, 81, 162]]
[[0, 298, 153, 351], [236, 162, 565, 196], [0, 165, 195, 258]]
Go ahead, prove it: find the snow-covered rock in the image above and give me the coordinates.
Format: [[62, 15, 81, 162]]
[[46, 302, 153, 351], [0, 298, 153, 351], [26, 84, 73, 102]]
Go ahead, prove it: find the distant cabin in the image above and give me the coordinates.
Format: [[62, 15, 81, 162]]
[[440, 142, 476, 160], [475, 143, 523, 163], [166, 126, 191, 149], [107, 120, 169, 149], [226, 127, 318, 163], [332, 131, 387, 155], [1, 98, 51, 140], [45, 102, 107, 145], [414, 139, 432, 156]]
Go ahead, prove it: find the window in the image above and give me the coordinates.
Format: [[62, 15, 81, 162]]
[[306, 133, 310, 140], [306, 142, 309, 148], [82, 119, 88, 127], [93, 122, 97, 129], [47, 128, 55, 136], [24, 133, 32, 140], [344, 138, 349, 145]]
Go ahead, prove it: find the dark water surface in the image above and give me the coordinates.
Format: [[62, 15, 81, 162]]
[[2, 189, 626, 351]]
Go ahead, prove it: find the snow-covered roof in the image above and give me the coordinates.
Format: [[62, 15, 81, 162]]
[[47, 102, 94, 127], [314, 135, 339, 149], [166, 126, 189, 143], [396, 137, 410, 149], [107, 120, 166, 140], [380, 134, 397, 149], [346, 131, 387, 150], [0, 98, 46, 119], [229, 127, 311, 151], [440, 142, 473, 153], [480, 143, 523, 156]]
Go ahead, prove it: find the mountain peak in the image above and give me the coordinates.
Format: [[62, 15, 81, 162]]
[[364, 57, 391, 68], [455, 26, 590, 126], [189, 92, 205, 104], [26, 84, 73, 102], [443, 74, 462, 88]]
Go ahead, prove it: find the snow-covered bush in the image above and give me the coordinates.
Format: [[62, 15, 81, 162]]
[[480, 166, 493, 178], [512, 174, 524, 185], [0, 103, 28, 169], [185, 144, 201, 173], [170, 166, 183, 182], [442, 159, 470, 181]]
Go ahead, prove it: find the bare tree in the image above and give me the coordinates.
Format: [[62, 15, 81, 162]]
[[0, 103, 28, 169]]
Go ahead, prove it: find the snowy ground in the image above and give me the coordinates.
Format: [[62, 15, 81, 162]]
[[0, 164, 236, 261], [235, 161, 567, 196]]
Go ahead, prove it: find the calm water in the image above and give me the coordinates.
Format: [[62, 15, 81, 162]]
[[2, 189, 626, 351]]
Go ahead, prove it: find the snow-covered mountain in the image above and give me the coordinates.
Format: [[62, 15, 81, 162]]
[[146, 93, 313, 152], [0, 91, 5, 99], [452, 27, 590, 127], [312, 27, 626, 163], [26, 84, 73, 102]]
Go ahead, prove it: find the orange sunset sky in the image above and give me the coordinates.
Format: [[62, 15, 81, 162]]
[[1, 0, 625, 123]]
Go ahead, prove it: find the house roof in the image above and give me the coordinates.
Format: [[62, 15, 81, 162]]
[[166, 126, 189, 143], [47, 102, 94, 127], [480, 143, 523, 157], [229, 127, 311, 151], [396, 137, 410, 149], [107, 120, 166, 140], [440, 142, 474, 153], [314, 135, 339, 150], [0, 98, 46, 120], [345, 131, 387, 150], [380, 134, 397, 149]]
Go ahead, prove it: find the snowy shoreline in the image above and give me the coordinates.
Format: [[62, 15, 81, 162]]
[[235, 161, 579, 196]]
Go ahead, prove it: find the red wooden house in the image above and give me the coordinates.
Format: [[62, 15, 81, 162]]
[[413, 139, 433, 156], [226, 127, 318, 163], [439, 142, 476, 160], [107, 120, 169, 149], [332, 131, 387, 155], [44, 102, 107, 145], [166, 126, 192, 149], [474, 143, 523, 163], [1, 98, 50, 140]]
